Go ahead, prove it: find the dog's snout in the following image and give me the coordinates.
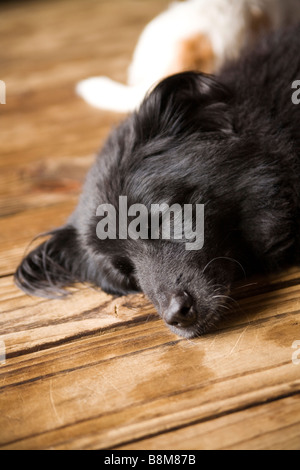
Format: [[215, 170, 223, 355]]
[[164, 292, 196, 328]]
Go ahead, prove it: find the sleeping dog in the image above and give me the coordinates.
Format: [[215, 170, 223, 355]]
[[76, 0, 300, 113], [15, 26, 300, 338]]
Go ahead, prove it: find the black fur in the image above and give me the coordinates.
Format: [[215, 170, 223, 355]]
[[15, 26, 300, 338]]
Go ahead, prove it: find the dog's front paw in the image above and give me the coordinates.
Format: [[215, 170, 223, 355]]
[[76, 77, 113, 108], [76, 77, 139, 113]]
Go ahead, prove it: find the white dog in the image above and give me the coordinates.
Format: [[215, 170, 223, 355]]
[[76, 0, 300, 113]]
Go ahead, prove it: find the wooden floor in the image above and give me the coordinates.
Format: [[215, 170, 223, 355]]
[[0, 0, 300, 451]]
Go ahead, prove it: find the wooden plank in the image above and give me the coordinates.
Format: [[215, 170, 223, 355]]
[[0, 274, 300, 448], [0, 277, 156, 357], [0, 287, 299, 449], [1, 273, 300, 357], [118, 395, 300, 450], [0, 0, 169, 170], [0, 202, 77, 276], [0, 154, 94, 218]]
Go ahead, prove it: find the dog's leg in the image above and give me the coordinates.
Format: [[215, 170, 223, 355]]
[[76, 77, 147, 113]]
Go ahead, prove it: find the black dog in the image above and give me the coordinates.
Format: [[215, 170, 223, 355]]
[[15, 26, 300, 338]]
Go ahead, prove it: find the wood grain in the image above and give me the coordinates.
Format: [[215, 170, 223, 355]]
[[119, 396, 300, 450], [0, 0, 299, 451]]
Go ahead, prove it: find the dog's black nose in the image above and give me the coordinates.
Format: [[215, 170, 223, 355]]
[[164, 292, 196, 328]]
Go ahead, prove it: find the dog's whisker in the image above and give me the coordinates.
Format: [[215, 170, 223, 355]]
[[203, 257, 246, 279]]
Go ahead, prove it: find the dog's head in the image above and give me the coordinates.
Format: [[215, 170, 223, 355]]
[[15, 72, 258, 338]]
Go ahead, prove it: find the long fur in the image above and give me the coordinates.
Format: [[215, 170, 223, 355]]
[[16, 26, 300, 337]]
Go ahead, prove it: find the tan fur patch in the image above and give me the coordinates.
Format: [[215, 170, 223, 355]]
[[249, 7, 272, 37], [169, 33, 216, 75]]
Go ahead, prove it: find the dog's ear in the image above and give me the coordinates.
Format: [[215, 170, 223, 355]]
[[135, 72, 234, 141], [14, 226, 84, 299]]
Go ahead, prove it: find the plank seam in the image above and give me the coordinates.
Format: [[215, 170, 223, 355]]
[[2, 308, 299, 362], [110, 390, 300, 450], [1, 387, 299, 449]]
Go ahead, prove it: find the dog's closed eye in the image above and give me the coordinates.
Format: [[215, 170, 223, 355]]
[[112, 257, 135, 276], [105, 257, 140, 295]]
